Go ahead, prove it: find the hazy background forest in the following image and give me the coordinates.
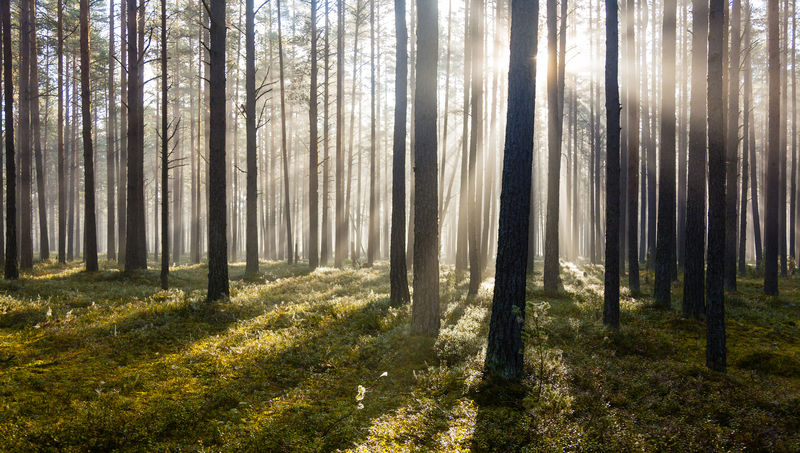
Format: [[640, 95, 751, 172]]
[[0, 0, 798, 450]]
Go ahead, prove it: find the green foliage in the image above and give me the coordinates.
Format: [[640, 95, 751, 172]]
[[0, 260, 799, 451]]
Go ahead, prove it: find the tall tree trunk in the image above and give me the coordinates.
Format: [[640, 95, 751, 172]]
[[390, 0, 411, 305], [779, 0, 789, 276], [791, 1, 797, 263], [367, 0, 378, 266], [739, 1, 751, 275], [2, 0, 17, 278], [706, 0, 727, 372], [245, 0, 259, 274], [335, 0, 346, 267], [683, 0, 708, 319], [603, 0, 620, 328], [80, 0, 98, 271], [411, 0, 439, 337], [57, 0, 65, 264], [485, 0, 538, 380], [118, 0, 128, 263], [677, 0, 688, 271], [654, 0, 677, 307], [125, 0, 147, 271], [19, 0, 32, 269], [467, 0, 484, 296], [626, 0, 639, 292], [724, 0, 741, 290], [542, 0, 566, 292], [30, 2, 48, 261], [207, 0, 229, 300], [160, 0, 169, 289], [276, 0, 293, 264], [765, 0, 781, 294], [457, 0, 471, 271], [321, 0, 331, 265], [107, 0, 116, 261]]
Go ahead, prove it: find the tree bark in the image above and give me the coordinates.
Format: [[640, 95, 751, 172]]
[[765, 0, 780, 294], [683, 0, 708, 319], [485, 0, 538, 380], [390, 0, 411, 305], [411, 0, 439, 337], [2, 0, 17, 278], [467, 0, 484, 296], [724, 0, 741, 290], [706, 0, 727, 372], [654, 0, 677, 307], [207, 0, 229, 300], [246, 0, 259, 274], [160, 0, 169, 289], [80, 0, 98, 271], [603, 0, 620, 328]]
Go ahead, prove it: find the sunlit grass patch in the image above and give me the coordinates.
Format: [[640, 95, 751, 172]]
[[0, 260, 798, 451]]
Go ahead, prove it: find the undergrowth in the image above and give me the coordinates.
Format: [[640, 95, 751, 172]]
[[0, 259, 798, 451]]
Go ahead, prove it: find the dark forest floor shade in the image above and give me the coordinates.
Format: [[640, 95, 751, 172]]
[[0, 261, 798, 450]]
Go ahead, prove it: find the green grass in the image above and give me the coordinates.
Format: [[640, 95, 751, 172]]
[[0, 259, 798, 452]]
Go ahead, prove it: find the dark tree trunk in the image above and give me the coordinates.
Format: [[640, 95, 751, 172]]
[[207, 0, 229, 300], [411, 0, 439, 337], [603, 0, 620, 328], [125, 0, 147, 271], [683, 0, 708, 319], [160, 0, 169, 289], [780, 0, 788, 276], [19, 0, 32, 270], [2, 0, 17, 278], [57, 0, 65, 264], [485, 0, 538, 381], [724, 0, 741, 290], [467, 0, 484, 296], [118, 0, 128, 263], [654, 0, 677, 308], [791, 1, 797, 263], [706, 0, 727, 372], [245, 0, 259, 275], [80, 0, 98, 272], [107, 0, 116, 261], [765, 0, 780, 294], [390, 0, 410, 305]]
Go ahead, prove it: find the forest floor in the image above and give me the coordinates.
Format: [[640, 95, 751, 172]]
[[0, 259, 798, 452]]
